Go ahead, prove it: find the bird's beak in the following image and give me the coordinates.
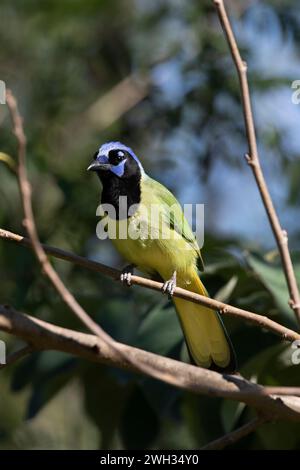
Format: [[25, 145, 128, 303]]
[[87, 161, 111, 172]]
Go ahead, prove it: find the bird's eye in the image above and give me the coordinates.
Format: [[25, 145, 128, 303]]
[[109, 149, 126, 165], [93, 151, 98, 160]]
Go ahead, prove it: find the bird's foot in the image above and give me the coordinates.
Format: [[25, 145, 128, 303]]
[[120, 264, 135, 287], [162, 271, 177, 299]]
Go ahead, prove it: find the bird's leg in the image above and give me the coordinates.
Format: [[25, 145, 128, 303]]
[[162, 271, 177, 298], [120, 264, 135, 287]]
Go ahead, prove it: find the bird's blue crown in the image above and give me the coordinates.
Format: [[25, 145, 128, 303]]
[[98, 141, 143, 170]]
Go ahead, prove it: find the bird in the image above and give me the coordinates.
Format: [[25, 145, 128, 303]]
[[87, 141, 237, 373]]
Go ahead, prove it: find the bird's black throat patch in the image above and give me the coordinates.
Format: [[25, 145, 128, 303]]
[[97, 164, 141, 220]]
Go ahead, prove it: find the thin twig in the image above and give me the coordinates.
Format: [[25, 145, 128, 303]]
[[1, 227, 299, 343], [201, 416, 265, 450], [0, 344, 33, 369], [1, 305, 300, 422], [5, 90, 112, 343], [213, 0, 300, 326], [264, 387, 300, 396]]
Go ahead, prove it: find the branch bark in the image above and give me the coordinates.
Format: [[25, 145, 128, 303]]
[[200, 416, 266, 450], [213, 0, 300, 326], [1, 227, 299, 344], [1, 304, 300, 422], [5, 90, 112, 343]]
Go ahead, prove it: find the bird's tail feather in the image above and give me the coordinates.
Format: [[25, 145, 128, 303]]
[[173, 271, 237, 373]]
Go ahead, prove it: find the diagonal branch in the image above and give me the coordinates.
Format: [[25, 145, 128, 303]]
[[213, 0, 300, 326], [200, 416, 266, 450], [1, 227, 299, 343], [5, 90, 111, 343], [1, 304, 300, 422]]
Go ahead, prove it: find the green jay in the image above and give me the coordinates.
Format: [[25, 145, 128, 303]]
[[87, 141, 236, 373]]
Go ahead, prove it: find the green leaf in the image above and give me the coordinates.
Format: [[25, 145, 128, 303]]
[[257, 421, 300, 450], [12, 351, 77, 419], [82, 365, 130, 449], [221, 400, 246, 434], [246, 253, 300, 328], [134, 302, 183, 356], [12, 351, 76, 392], [120, 386, 160, 450], [138, 376, 181, 416], [182, 393, 224, 447], [240, 343, 286, 382], [214, 275, 238, 302]]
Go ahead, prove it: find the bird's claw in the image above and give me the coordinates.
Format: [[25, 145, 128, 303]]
[[120, 265, 134, 287], [120, 272, 132, 286], [162, 271, 177, 298]]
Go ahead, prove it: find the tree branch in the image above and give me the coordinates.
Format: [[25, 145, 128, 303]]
[[5, 90, 113, 344], [1, 304, 300, 422], [1, 227, 299, 344], [213, 0, 300, 326], [200, 416, 266, 450]]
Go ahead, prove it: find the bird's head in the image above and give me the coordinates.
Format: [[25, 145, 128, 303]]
[[87, 141, 143, 181]]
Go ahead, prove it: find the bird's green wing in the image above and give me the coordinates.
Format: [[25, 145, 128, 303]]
[[145, 176, 204, 271]]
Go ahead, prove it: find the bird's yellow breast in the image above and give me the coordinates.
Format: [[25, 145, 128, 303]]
[[107, 182, 198, 282]]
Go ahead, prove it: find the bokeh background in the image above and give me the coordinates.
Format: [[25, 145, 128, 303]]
[[1, 0, 300, 450]]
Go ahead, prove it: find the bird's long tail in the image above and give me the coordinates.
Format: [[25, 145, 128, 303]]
[[173, 270, 237, 373]]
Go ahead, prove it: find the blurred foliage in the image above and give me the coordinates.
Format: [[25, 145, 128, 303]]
[[1, 0, 300, 450]]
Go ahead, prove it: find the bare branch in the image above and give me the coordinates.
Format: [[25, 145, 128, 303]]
[[5, 90, 112, 343], [1, 227, 299, 344], [264, 387, 300, 396], [87, 75, 149, 131], [213, 0, 300, 326], [1, 304, 300, 422], [200, 416, 265, 450]]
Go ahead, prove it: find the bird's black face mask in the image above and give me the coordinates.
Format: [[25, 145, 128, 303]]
[[87, 145, 142, 218]]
